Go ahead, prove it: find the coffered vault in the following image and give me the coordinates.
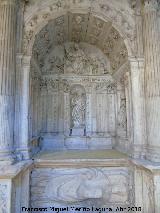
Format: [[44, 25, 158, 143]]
[[31, 13, 128, 75], [0, 0, 160, 213]]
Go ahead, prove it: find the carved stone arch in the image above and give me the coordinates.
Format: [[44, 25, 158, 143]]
[[23, 0, 135, 57]]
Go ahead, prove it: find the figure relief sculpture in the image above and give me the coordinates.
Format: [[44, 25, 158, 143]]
[[71, 90, 86, 128], [64, 43, 87, 74], [70, 85, 86, 135], [118, 98, 127, 132]]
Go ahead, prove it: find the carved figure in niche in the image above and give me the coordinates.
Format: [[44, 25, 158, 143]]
[[70, 86, 86, 128], [118, 98, 127, 131], [71, 93, 86, 128]]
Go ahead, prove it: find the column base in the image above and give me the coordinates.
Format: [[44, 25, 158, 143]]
[[130, 144, 146, 159], [16, 147, 32, 160], [146, 145, 160, 163], [0, 149, 16, 165]]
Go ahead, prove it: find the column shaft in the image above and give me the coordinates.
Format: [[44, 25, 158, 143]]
[[143, 0, 160, 162], [130, 58, 146, 158], [0, 0, 17, 162]]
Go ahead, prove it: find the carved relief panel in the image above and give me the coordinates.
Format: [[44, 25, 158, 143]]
[[31, 167, 132, 208]]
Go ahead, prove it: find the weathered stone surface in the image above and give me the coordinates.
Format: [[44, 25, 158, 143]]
[[0, 0, 160, 212], [30, 167, 131, 208]]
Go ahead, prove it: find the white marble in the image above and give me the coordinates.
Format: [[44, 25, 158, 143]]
[[0, 0, 160, 212], [143, 0, 160, 162], [0, 0, 17, 163]]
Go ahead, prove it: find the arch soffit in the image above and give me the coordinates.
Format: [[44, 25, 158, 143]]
[[23, 0, 136, 57]]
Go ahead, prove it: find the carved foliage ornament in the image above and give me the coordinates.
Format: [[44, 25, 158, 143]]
[[40, 78, 70, 93], [95, 82, 117, 93]]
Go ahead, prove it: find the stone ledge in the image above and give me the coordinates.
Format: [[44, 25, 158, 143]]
[[130, 158, 160, 174], [34, 158, 129, 168], [0, 160, 33, 179]]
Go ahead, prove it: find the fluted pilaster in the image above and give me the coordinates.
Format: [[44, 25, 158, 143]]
[[143, 0, 160, 162], [0, 0, 17, 163], [129, 57, 146, 158], [18, 56, 31, 159]]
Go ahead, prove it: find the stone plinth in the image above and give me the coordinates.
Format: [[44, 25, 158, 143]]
[[71, 127, 85, 136], [40, 133, 112, 150]]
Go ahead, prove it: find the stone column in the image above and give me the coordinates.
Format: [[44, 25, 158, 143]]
[[143, 0, 160, 162], [0, 0, 17, 163], [129, 57, 146, 158], [153, 174, 160, 213], [124, 71, 133, 151], [14, 0, 25, 156], [18, 56, 31, 159]]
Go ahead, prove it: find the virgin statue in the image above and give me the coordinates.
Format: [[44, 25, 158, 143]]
[[71, 92, 86, 128]]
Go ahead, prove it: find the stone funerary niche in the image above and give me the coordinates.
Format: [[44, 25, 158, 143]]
[[30, 42, 126, 150]]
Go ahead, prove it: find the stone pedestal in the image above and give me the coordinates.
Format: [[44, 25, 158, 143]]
[[0, 161, 32, 213], [0, 0, 17, 164], [71, 127, 85, 136], [133, 159, 160, 213]]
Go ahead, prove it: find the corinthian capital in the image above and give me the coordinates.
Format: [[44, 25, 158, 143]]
[[144, 0, 158, 12], [0, 0, 16, 6]]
